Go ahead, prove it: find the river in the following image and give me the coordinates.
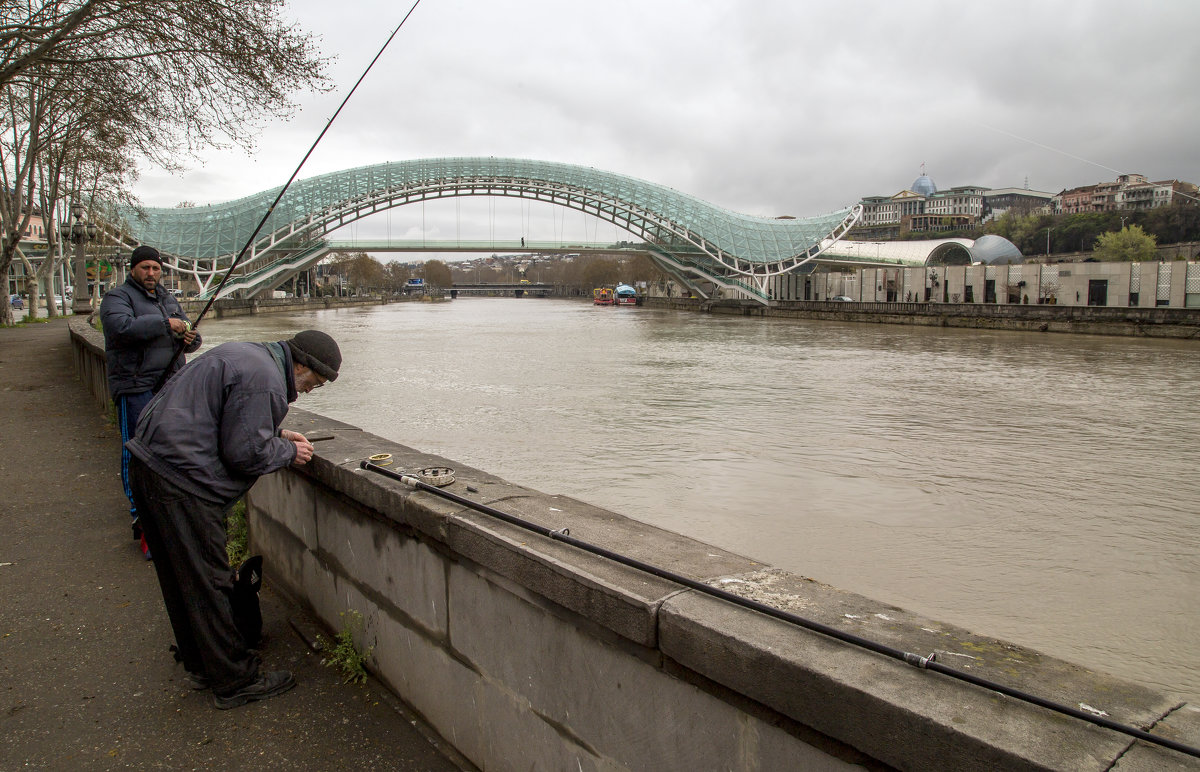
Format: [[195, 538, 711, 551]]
[[194, 298, 1200, 701]]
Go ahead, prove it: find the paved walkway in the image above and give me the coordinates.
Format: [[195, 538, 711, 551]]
[[0, 318, 466, 770]]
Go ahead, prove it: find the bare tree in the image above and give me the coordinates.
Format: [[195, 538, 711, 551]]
[[0, 0, 329, 324], [0, 1, 106, 87], [580, 257, 620, 289], [423, 259, 451, 288], [384, 260, 411, 291]]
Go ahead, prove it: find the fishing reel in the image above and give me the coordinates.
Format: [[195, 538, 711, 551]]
[[415, 466, 455, 487]]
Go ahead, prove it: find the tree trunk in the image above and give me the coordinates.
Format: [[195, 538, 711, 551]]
[[0, 239, 18, 325], [18, 250, 46, 318]]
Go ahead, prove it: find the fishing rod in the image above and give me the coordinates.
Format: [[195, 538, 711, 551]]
[[359, 459, 1200, 761], [153, 0, 425, 391]]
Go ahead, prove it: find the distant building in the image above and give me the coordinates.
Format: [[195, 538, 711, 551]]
[[926, 186, 987, 218], [1054, 173, 1198, 214], [856, 175, 987, 235], [981, 188, 1055, 220], [905, 212, 975, 233], [856, 167, 1197, 236]]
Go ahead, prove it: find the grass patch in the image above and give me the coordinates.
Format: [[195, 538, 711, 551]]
[[226, 499, 248, 566], [1, 315, 52, 328], [319, 610, 373, 684]]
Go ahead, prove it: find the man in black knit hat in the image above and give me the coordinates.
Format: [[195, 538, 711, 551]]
[[126, 330, 341, 708], [99, 245, 200, 558]]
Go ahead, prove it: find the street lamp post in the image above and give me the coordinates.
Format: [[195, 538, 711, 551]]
[[67, 203, 98, 315]]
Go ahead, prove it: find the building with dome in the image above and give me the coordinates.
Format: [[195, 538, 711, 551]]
[[855, 169, 1036, 238]]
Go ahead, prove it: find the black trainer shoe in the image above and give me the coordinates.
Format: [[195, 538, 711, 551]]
[[212, 670, 295, 710], [185, 671, 210, 691]]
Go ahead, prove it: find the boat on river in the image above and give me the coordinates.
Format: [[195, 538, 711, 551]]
[[615, 284, 637, 306], [593, 287, 614, 305]]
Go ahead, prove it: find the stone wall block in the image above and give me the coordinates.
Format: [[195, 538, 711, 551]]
[[246, 506, 306, 597], [312, 489, 447, 635], [659, 590, 1140, 771], [443, 513, 668, 647], [249, 470, 317, 551], [445, 562, 848, 770]]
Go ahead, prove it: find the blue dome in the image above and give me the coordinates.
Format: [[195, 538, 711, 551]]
[[911, 175, 937, 197]]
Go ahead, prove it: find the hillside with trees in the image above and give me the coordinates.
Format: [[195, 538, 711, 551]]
[[891, 202, 1200, 259]]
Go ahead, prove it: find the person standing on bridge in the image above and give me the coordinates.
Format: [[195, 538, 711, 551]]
[[126, 329, 341, 708], [99, 245, 200, 558]]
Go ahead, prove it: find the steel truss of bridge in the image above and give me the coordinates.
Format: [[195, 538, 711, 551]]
[[114, 158, 863, 305], [450, 282, 553, 295]]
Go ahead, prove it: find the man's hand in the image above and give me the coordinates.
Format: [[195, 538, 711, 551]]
[[290, 437, 315, 465], [169, 318, 197, 345], [283, 430, 314, 465]]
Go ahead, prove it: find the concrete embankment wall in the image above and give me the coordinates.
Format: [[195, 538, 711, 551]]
[[68, 319, 1200, 770], [647, 297, 1200, 339], [178, 294, 401, 319]]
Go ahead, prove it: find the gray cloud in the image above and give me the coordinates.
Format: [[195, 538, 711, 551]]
[[136, 0, 1200, 247]]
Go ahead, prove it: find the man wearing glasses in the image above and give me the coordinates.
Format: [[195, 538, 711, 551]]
[[126, 330, 341, 708]]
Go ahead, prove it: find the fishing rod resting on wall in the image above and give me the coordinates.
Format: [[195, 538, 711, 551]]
[[359, 459, 1200, 761]]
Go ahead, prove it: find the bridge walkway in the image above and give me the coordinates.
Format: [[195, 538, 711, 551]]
[[0, 318, 467, 770]]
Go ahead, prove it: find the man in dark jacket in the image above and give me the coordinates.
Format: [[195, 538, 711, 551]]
[[127, 329, 341, 709], [99, 245, 200, 556]]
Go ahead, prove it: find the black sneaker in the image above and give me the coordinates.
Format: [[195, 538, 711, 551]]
[[185, 671, 210, 691], [212, 670, 296, 710]]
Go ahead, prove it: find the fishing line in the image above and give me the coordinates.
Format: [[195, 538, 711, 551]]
[[978, 122, 1200, 204], [154, 0, 425, 390], [359, 459, 1200, 761]]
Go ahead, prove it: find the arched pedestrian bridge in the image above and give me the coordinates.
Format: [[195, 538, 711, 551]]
[[118, 157, 862, 304]]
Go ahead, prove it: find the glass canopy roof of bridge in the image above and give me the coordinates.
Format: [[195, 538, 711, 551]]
[[122, 157, 857, 266]]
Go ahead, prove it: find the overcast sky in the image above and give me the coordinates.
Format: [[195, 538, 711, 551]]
[[133, 0, 1200, 252]]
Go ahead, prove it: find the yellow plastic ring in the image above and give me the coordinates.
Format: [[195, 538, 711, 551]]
[[368, 453, 393, 466]]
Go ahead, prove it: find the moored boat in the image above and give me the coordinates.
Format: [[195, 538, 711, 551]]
[[615, 283, 637, 306], [593, 287, 614, 305]]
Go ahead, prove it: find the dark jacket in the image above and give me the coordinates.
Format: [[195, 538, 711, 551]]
[[125, 341, 299, 505], [99, 276, 200, 398]]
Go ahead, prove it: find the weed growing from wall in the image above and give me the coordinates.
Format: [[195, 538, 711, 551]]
[[320, 610, 372, 684], [226, 499, 248, 566]]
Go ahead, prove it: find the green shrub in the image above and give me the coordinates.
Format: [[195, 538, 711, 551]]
[[319, 610, 372, 684], [226, 499, 248, 566]]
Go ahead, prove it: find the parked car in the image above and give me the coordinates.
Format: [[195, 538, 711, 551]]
[[9, 293, 23, 309], [830, 295, 854, 302]]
